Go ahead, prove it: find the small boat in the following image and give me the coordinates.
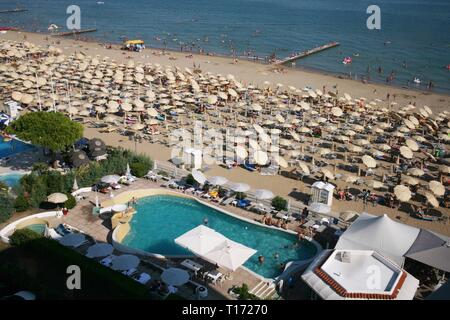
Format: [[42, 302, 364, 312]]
[[0, 27, 19, 31], [446, 64, 450, 70], [342, 57, 352, 64], [413, 77, 421, 84]]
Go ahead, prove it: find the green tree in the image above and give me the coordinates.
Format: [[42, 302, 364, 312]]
[[0, 192, 14, 223], [271, 196, 288, 211], [6, 112, 83, 154], [14, 194, 30, 212]]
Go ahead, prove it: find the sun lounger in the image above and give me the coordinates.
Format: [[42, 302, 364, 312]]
[[221, 197, 235, 206], [47, 228, 63, 240], [100, 254, 117, 267], [55, 224, 72, 236], [122, 268, 138, 277], [134, 272, 151, 284]]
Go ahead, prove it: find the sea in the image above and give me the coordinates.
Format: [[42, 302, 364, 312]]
[[1, 0, 450, 93]]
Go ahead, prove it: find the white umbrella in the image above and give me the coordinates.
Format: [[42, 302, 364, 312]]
[[207, 176, 228, 186], [101, 175, 121, 184], [254, 189, 274, 200], [191, 169, 207, 184], [111, 254, 140, 271], [394, 185, 412, 202], [202, 239, 257, 271], [228, 182, 250, 193], [161, 268, 190, 286], [59, 233, 86, 247], [174, 225, 227, 255], [429, 181, 445, 196], [86, 243, 114, 258], [47, 192, 68, 204]]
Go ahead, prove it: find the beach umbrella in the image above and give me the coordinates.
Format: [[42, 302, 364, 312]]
[[89, 138, 105, 149], [111, 254, 140, 271], [399, 146, 414, 159], [394, 185, 412, 202], [207, 95, 218, 105], [59, 233, 86, 247], [429, 181, 445, 196], [175, 225, 226, 255], [362, 155, 377, 168], [228, 182, 250, 193], [202, 239, 256, 271], [402, 176, 419, 186], [439, 166, 450, 174], [191, 169, 207, 185], [365, 180, 384, 189], [235, 146, 248, 159], [86, 243, 114, 258], [298, 162, 310, 175], [424, 192, 439, 208], [407, 168, 425, 177], [348, 145, 363, 153], [254, 189, 274, 200], [321, 168, 335, 180], [331, 107, 343, 117], [343, 175, 358, 183], [405, 139, 419, 151], [253, 150, 268, 165], [272, 155, 288, 168], [131, 123, 145, 131], [47, 193, 68, 204], [207, 176, 228, 186], [161, 268, 190, 286], [101, 175, 121, 184]]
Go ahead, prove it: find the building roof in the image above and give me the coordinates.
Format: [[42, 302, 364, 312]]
[[311, 181, 335, 192], [302, 249, 419, 300], [335, 213, 420, 266]]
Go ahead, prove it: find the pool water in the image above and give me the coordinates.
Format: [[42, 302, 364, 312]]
[[122, 195, 317, 278], [0, 137, 34, 158], [0, 172, 25, 187], [25, 224, 46, 235]]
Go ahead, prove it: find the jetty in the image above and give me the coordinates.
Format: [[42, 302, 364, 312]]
[[274, 42, 340, 65], [54, 29, 97, 37], [0, 8, 28, 14]]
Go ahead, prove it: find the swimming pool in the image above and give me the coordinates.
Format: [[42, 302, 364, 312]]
[[25, 223, 47, 235], [0, 137, 34, 158], [0, 172, 25, 187], [121, 195, 318, 278]]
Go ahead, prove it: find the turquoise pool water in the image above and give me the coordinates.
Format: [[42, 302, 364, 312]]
[[122, 195, 317, 278], [0, 172, 25, 187], [25, 224, 46, 235], [0, 137, 34, 158]]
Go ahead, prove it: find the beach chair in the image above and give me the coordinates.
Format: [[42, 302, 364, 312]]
[[135, 272, 151, 284], [122, 268, 138, 277]]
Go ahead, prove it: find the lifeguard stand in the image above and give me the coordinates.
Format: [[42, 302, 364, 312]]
[[310, 181, 335, 206]]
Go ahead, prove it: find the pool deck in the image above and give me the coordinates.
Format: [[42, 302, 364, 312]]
[[44, 178, 311, 299]]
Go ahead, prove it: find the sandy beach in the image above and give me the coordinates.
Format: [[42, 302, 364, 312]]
[[2, 31, 449, 113], [1, 30, 449, 237]]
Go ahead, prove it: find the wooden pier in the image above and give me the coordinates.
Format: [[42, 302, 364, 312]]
[[0, 8, 28, 14], [54, 29, 97, 37], [274, 42, 340, 65]]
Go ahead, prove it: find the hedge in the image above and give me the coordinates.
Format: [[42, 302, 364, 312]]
[[9, 229, 43, 246], [2, 232, 151, 299]]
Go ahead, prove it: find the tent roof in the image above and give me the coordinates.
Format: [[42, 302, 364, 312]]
[[405, 229, 450, 272], [335, 213, 420, 266]]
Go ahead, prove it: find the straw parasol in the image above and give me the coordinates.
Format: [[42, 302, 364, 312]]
[[394, 185, 412, 202], [47, 192, 68, 204], [429, 181, 445, 196], [362, 155, 377, 168], [424, 191, 439, 208]]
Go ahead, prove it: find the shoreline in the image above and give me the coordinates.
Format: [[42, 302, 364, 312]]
[[6, 30, 450, 106]]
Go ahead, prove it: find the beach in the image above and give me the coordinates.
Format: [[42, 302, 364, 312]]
[[1, 30, 449, 237], [2, 31, 449, 113]]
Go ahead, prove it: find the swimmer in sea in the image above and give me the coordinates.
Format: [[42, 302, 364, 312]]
[[274, 252, 279, 260], [258, 255, 265, 265], [203, 217, 208, 225]]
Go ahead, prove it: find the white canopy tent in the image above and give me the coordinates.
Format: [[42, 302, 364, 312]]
[[335, 213, 420, 266], [202, 239, 257, 271], [174, 225, 227, 255]]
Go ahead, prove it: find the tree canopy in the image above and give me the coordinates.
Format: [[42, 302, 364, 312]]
[[6, 112, 83, 153]]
